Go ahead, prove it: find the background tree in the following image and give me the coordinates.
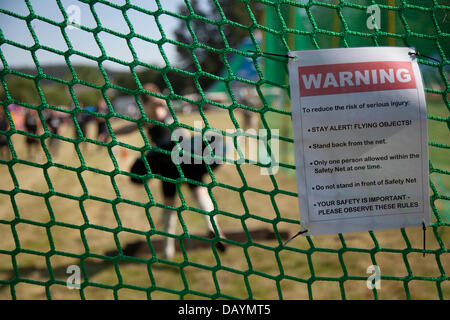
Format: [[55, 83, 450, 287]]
[[174, 0, 263, 92], [3, 76, 40, 105], [72, 65, 105, 86], [42, 85, 71, 107], [76, 90, 102, 107]]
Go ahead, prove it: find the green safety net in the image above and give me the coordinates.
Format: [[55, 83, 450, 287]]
[[0, 0, 448, 300]]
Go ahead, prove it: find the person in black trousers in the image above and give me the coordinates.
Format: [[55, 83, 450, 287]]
[[115, 83, 227, 259]]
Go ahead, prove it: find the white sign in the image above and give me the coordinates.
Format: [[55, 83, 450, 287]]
[[288, 47, 429, 236]]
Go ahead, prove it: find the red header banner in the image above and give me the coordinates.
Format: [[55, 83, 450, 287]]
[[298, 61, 416, 97]]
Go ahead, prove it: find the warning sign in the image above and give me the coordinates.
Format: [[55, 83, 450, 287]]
[[288, 47, 430, 236]]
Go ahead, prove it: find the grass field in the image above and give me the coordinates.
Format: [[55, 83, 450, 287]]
[[0, 100, 448, 300]]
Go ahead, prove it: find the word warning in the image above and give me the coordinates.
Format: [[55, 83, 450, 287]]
[[288, 47, 429, 235]]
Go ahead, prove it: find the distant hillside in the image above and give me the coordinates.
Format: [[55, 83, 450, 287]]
[[12, 64, 120, 83], [5, 64, 203, 97]]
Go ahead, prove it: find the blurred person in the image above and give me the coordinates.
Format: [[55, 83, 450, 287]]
[[73, 104, 94, 152], [44, 109, 63, 155], [24, 108, 42, 160], [8, 104, 25, 130], [115, 83, 227, 259], [74, 108, 89, 139], [238, 86, 258, 131], [95, 98, 110, 144], [0, 107, 10, 159]]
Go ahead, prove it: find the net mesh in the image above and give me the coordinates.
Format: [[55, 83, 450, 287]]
[[0, 0, 448, 300]]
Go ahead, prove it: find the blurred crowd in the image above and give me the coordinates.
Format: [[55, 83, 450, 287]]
[[0, 99, 111, 160]]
